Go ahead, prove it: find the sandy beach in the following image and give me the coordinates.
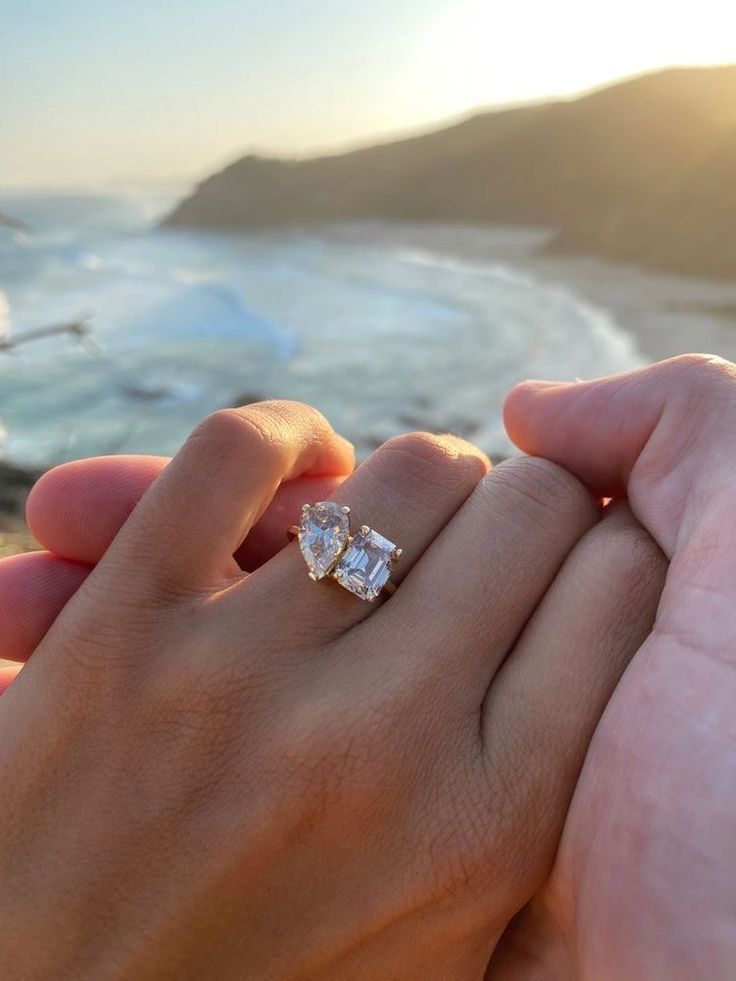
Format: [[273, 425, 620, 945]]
[[332, 223, 736, 366]]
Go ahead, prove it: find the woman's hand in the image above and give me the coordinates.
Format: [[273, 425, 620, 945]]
[[0, 402, 664, 979], [491, 354, 736, 979]]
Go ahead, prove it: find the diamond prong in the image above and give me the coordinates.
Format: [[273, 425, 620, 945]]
[[360, 524, 370, 535], [391, 547, 403, 561], [301, 503, 310, 514], [341, 505, 351, 514]]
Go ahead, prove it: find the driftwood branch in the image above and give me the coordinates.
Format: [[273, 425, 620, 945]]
[[0, 212, 29, 233], [0, 317, 97, 354]]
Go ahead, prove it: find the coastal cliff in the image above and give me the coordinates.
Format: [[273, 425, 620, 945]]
[[163, 65, 736, 280]]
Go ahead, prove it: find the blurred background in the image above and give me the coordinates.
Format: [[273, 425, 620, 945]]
[[2, 0, 736, 551]]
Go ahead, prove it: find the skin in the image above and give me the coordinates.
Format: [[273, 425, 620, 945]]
[[0, 459, 350, 673], [488, 353, 736, 979], [0, 400, 665, 979]]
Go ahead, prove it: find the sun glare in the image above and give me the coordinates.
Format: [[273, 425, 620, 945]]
[[409, 0, 736, 118]]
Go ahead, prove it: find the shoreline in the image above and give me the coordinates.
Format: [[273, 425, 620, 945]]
[[325, 223, 736, 365], [3, 220, 736, 543]]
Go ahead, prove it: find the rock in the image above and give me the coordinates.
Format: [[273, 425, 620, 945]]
[[230, 391, 266, 407], [0, 212, 29, 233], [0, 461, 38, 532]]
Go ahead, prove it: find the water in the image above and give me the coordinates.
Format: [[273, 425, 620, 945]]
[[0, 188, 642, 468]]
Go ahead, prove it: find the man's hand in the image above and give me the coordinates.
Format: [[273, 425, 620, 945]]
[[490, 354, 736, 979]]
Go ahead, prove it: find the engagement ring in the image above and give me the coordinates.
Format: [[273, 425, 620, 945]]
[[288, 502, 401, 601]]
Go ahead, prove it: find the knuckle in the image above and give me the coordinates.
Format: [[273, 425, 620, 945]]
[[190, 407, 254, 447], [586, 513, 666, 584], [490, 456, 595, 527], [188, 407, 287, 470], [665, 354, 736, 398], [380, 432, 486, 492], [384, 431, 460, 470], [246, 399, 331, 445], [188, 400, 333, 474], [256, 398, 328, 424]]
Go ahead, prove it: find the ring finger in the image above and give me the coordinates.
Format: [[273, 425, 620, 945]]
[[235, 432, 491, 642]]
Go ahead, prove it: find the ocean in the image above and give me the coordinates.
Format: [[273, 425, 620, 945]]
[[0, 188, 642, 468]]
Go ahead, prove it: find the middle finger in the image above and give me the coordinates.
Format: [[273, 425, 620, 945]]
[[372, 456, 599, 693]]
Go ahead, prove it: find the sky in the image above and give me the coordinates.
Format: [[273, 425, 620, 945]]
[[2, 0, 735, 188]]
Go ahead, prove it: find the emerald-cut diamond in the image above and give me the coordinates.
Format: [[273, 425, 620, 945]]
[[333, 527, 397, 601], [297, 502, 350, 579]]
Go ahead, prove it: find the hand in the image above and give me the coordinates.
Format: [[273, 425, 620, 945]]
[[491, 354, 736, 979], [0, 401, 664, 979], [0, 455, 352, 682]]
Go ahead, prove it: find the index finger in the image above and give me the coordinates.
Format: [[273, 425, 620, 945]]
[[94, 401, 354, 595], [26, 455, 347, 570]]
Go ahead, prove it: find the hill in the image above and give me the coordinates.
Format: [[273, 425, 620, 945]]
[[163, 65, 736, 280]]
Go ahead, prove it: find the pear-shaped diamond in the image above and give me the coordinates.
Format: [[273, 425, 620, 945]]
[[298, 502, 350, 580]]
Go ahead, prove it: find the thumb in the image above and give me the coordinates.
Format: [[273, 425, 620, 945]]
[[503, 354, 736, 557]]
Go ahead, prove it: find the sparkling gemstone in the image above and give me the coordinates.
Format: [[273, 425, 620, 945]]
[[298, 502, 350, 579], [333, 528, 396, 601]]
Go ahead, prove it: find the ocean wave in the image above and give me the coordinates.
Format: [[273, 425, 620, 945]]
[[395, 246, 535, 288], [395, 243, 641, 366], [0, 193, 644, 467]]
